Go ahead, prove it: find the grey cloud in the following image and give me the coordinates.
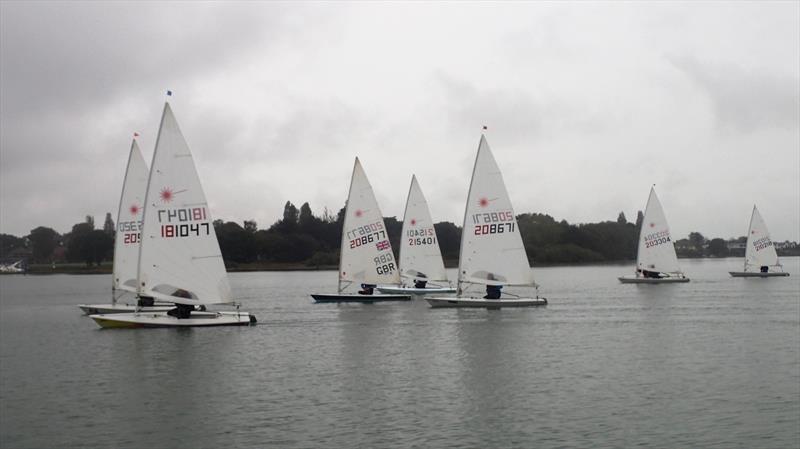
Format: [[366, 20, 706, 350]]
[[670, 56, 800, 132]]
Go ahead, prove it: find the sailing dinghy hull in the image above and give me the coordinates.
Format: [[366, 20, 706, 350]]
[[311, 293, 411, 303], [375, 286, 456, 295], [425, 296, 547, 308], [78, 303, 172, 315], [90, 311, 256, 328], [729, 271, 789, 278], [618, 276, 690, 284]]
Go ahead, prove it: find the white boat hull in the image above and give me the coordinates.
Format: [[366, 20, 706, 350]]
[[425, 296, 547, 308], [618, 275, 690, 284], [311, 293, 411, 303], [78, 303, 173, 315], [729, 271, 790, 278], [90, 311, 256, 328], [375, 286, 456, 295]]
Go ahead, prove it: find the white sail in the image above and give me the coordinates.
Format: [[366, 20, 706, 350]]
[[112, 139, 149, 294], [137, 103, 231, 306], [744, 205, 781, 271], [338, 158, 400, 291], [458, 135, 535, 287], [398, 175, 448, 283], [636, 187, 682, 275]]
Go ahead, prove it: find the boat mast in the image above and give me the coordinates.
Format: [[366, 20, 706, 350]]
[[136, 100, 170, 309], [112, 138, 138, 306], [456, 130, 488, 297], [399, 175, 417, 288], [338, 159, 360, 294]]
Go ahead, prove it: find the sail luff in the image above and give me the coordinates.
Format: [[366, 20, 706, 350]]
[[112, 140, 135, 295], [456, 136, 484, 294], [337, 158, 360, 293], [397, 174, 415, 283], [137, 105, 168, 297], [112, 139, 149, 303]]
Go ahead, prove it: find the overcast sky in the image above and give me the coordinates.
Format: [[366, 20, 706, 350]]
[[1, 1, 798, 242]]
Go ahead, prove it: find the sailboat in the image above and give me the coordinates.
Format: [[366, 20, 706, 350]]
[[311, 158, 411, 303], [618, 186, 690, 283], [0, 260, 24, 273], [426, 134, 547, 308], [376, 175, 455, 295], [729, 205, 789, 277], [90, 101, 256, 327], [79, 139, 172, 315]]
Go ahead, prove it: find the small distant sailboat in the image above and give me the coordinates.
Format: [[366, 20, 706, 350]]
[[79, 139, 172, 315], [311, 158, 411, 303], [619, 187, 689, 283], [91, 101, 256, 328], [729, 205, 789, 277], [426, 134, 547, 308], [0, 260, 24, 273], [376, 175, 455, 295]]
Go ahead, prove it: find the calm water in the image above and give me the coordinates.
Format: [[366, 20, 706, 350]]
[[1, 258, 798, 448]]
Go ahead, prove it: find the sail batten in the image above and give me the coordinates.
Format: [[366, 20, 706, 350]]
[[137, 102, 232, 306]]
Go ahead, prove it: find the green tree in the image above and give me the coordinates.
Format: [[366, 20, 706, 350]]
[[216, 221, 257, 265], [66, 221, 93, 263], [243, 220, 257, 233], [688, 232, 706, 252], [617, 212, 627, 224], [84, 230, 113, 266], [298, 202, 321, 236], [0, 234, 25, 258], [707, 238, 729, 258], [277, 201, 299, 233], [28, 227, 59, 263], [103, 212, 115, 235], [434, 222, 461, 262]]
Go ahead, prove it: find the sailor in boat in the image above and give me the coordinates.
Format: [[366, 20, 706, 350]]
[[639, 268, 663, 279], [484, 285, 502, 299], [166, 288, 195, 318], [760, 266, 769, 273], [137, 296, 155, 307], [358, 284, 376, 295], [414, 279, 427, 289]]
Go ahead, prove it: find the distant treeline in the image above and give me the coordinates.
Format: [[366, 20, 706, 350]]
[[1, 202, 798, 269]]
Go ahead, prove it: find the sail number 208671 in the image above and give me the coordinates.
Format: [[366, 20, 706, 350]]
[[472, 210, 515, 235]]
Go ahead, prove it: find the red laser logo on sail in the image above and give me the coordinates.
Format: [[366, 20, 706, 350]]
[[410, 219, 417, 226], [160, 187, 174, 203], [479, 198, 489, 208], [129, 204, 139, 216], [355, 209, 363, 217]]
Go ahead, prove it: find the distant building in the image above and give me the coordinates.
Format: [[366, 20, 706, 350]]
[[726, 240, 746, 257], [726, 241, 746, 250]]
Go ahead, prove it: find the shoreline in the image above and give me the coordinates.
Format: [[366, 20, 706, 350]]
[[6, 255, 797, 275]]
